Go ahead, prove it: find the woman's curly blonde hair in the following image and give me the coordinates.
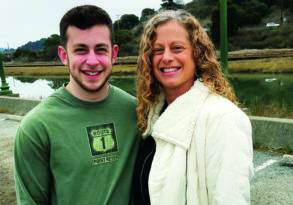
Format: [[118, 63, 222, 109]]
[[136, 10, 237, 133]]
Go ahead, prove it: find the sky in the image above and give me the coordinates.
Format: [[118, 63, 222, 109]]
[[0, 0, 192, 49]]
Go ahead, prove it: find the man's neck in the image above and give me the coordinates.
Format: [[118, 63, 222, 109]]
[[65, 82, 110, 102]]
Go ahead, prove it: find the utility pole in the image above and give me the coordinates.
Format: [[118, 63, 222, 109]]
[[116, 15, 120, 30], [220, 0, 228, 74], [280, 0, 284, 26], [0, 55, 17, 96]]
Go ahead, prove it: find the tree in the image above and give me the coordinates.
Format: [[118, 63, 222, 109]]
[[42, 34, 60, 60], [161, 0, 183, 10], [113, 30, 138, 56], [43, 34, 60, 48], [283, 0, 292, 22], [286, 0, 293, 12], [12, 48, 37, 62], [19, 39, 45, 51], [140, 8, 156, 22], [211, 0, 241, 45], [238, 0, 268, 26], [210, 0, 270, 46], [263, 0, 293, 24], [184, 0, 216, 19], [113, 30, 133, 46], [199, 0, 218, 6], [175, 0, 184, 5], [115, 14, 139, 30], [113, 20, 121, 31], [0, 52, 12, 62]]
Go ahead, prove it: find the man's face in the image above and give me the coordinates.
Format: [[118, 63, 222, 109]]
[[58, 25, 118, 99]]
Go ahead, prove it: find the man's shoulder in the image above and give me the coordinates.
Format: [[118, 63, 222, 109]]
[[20, 90, 64, 128], [111, 85, 136, 105]]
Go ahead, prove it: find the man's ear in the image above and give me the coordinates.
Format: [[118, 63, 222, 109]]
[[111, 44, 119, 64], [58, 46, 68, 65]]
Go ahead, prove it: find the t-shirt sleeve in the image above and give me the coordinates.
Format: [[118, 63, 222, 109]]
[[14, 125, 51, 205]]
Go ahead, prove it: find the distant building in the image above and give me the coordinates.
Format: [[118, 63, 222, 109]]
[[203, 27, 210, 32], [266, 22, 280, 27]]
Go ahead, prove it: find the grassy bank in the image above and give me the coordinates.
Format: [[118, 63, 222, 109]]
[[229, 57, 293, 73], [4, 64, 137, 76], [3, 57, 293, 76]]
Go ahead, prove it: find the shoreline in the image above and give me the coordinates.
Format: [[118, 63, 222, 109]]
[[4, 57, 293, 76], [3, 48, 293, 75]]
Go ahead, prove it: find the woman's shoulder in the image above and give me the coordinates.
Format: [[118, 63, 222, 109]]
[[203, 94, 248, 121]]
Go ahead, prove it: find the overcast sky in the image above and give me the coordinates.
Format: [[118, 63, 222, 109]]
[[0, 0, 192, 49]]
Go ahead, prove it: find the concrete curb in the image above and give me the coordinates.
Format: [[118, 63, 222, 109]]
[[1, 96, 293, 152], [0, 113, 23, 122], [0, 96, 40, 116], [250, 116, 293, 152], [280, 154, 293, 166]]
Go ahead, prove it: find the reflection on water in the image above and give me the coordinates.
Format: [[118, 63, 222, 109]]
[[6, 74, 293, 118], [6, 76, 66, 100], [229, 74, 293, 118], [6, 76, 135, 100], [110, 76, 136, 96]]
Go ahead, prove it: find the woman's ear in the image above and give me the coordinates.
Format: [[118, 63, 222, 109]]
[[58, 46, 68, 65]]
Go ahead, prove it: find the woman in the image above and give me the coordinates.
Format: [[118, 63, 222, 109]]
[[133, 10, 254, 205]]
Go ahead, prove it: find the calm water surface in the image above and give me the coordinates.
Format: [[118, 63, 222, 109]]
[[6, 74, 293, 118]]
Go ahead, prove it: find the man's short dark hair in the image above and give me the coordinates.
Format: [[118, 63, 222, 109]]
[[59, 5, 113, 47]]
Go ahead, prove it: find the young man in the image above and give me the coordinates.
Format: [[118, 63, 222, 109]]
[[14, 5, 139, 205]]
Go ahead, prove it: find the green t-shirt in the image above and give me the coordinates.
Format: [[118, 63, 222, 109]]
[[14, 85, 139, 205]]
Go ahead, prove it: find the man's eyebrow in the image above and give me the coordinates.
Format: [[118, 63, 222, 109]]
[[72, 43, 87, 48], [95, 43, 110, 48], [71, 43, 110, 49]]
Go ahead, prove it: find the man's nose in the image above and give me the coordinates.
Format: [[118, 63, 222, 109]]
[[86, 50, 99, 66]]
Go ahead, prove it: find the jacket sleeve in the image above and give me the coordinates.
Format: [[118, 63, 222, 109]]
[[14, 125, 51, 205], [205, 111, 254, 205]]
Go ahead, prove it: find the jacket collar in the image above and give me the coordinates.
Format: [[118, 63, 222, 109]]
[[143, 80, 210, 150]]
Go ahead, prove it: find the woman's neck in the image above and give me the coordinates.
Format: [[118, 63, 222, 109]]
[[164, 83, 193, 104]]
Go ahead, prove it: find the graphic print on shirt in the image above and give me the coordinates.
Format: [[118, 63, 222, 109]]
[[86, 123, 119, 165]]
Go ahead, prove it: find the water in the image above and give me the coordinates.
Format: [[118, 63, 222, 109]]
[[6, 76, 136, 99], [5, 74, 293, 118], [230, 74, 293, 118]]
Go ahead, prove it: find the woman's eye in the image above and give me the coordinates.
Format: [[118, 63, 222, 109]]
[[173, 46, 184, 52], [153, 48, 164, 55]]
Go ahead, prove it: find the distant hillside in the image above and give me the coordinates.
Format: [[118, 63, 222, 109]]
[[18, 38, 45, 51], [5, 1, 293, 58], [0, 48, 15, 53]]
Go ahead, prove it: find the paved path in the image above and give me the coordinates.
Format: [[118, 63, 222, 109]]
[[252, 150, 293, 204], [0, 114, 292, 205], [0, 115, 20, 205]]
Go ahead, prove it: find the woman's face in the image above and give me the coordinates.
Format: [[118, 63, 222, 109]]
[[152, 20, 196, 97]]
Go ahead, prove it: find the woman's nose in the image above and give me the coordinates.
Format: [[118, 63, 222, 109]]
[[162, 49, 173, 64]]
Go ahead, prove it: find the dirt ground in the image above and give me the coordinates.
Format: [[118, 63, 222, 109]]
[[0, 116, 19, 205]]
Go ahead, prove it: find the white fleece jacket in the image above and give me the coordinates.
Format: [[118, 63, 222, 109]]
[[143, 80, 254, 205]]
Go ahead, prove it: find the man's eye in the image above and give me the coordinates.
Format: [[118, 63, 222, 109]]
[[153, 48, 164, 55], [95, 48, 108, 53], [75, 48, 87, 54]]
